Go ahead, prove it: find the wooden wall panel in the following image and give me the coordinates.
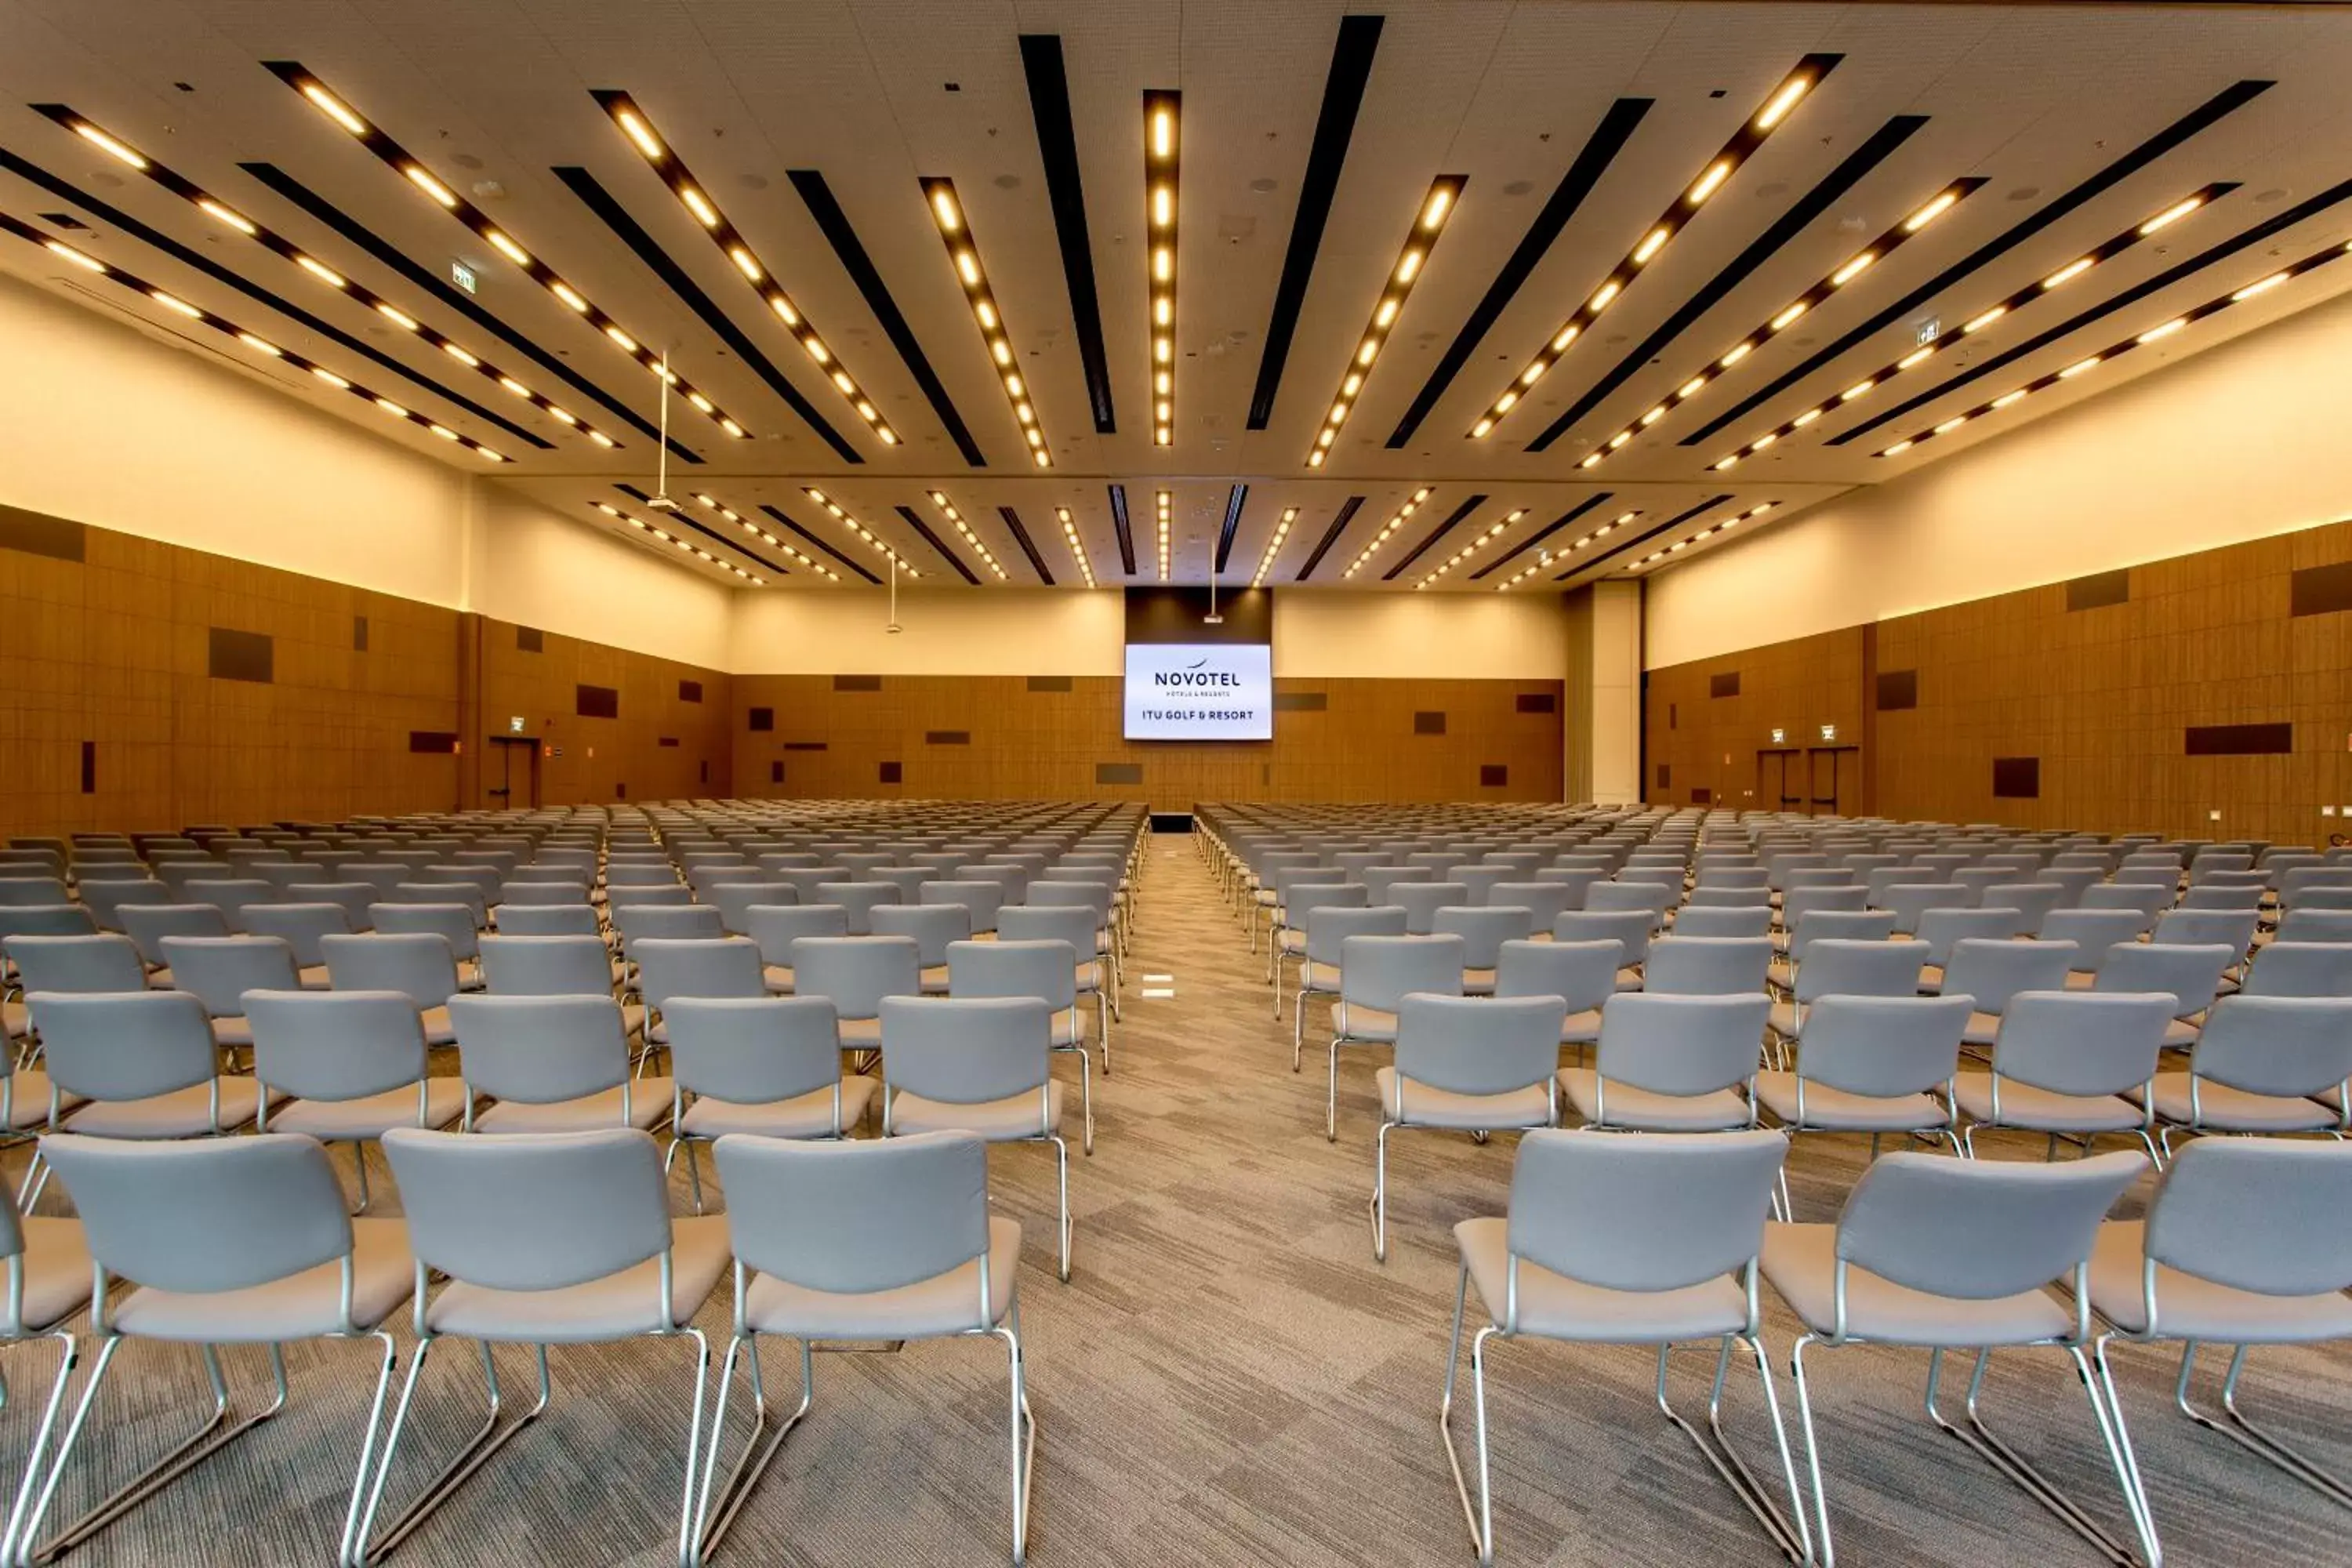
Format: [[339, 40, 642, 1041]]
[[1642, 518, 2352, 845], [730, 677, 1565, 805], [1642, 629, 1865, 812], [474, 617, 731, 809]]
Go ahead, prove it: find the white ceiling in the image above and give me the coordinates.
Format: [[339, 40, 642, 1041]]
[[3, 0, 2350, 590]]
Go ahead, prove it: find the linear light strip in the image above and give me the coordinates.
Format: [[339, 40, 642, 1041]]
[[1341, 486, 1434, 577], [1415, 508, 1527, 590], [1250, 506, 1300, 589], [1711, 182, 2233, 470], [920, 179, 1051, 466], [1145, 91, 1181, 447], [1155, 489, 1173, 579], [1470, 54, 1839, 439], [593, 502, 764, 582], [1054, 506, 1098, 588], [1309, 177, 1463, 468], [1875, 238, 2352, 459], [803, 489, 920, 575], [593, 93, 891, 448], [1573, 177, 1981, 470], [690, 493, 840, 580], [1624, 502, 1777, 572], [925, 492, 1010, 580], [267, 64, 748, 437], [9, 212, 506, 462], [33, 105, 617, 448], [1495, 508, 1642, 590]]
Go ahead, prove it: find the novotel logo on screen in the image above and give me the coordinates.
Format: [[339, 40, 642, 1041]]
[[1154, 659, 1244, 688]]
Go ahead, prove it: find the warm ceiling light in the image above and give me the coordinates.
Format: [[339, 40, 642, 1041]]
[[2137, 318, 2187, 344], [1791, 407, 1821, 427], [804, 488, 918, 575], [441, 342, 479, 367], [927, 491, 1010, 579], [604, 325, 638, 351], [2233, 271, 2288, 301], [2042, 256, 2093, 289], [1588, 279, 1621, 313], [1307, 174, 1464, 465], [1829, 252, 1875, 286], [1881, 440, 1911, 456], [1632, 227, 1671, 265], [1933, 416, 1967, 434], [71, 122, 148, 169], [44, 240, 103, 272], [1421, 187, 1454, 228], [311, 368, 349, 388], [1754, 73, 1813, 130], [550, 281, 590, 313], [1054, 506, 1098, 588], [149, 290, 201, 318], [1417, 508, 1528, 590], [404, 165, 458, 207], [196, 198, 257, 235], [2140, 197, 2204, 235], [483, 230, 531, 267], [1688, 159, 1733, 205], [1342, 486, 1433, 577], [376, 397, 409, 418], [1143, 89, 1182, 447], [1770, 301, 1807, 331], [376, 303, 418, 331], [238, 332, 281, 356], [1842, 379, 1874, 401], [2058, 356, 2101, 378], [1251, 505, 1300, 589], [1720, 342, 1751, 368], [920, 178, 1050, 464], [299, 82, 370, 136], [296, 255, 347, 289], [1962, 307, 2005, 333], [615, 107, 665, 161], [1155, 489, 1173, 581], [1903, 191, 1958, 232], [428, 423, 459, 441]]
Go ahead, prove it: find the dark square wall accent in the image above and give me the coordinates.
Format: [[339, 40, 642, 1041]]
[[2186, 723, 2292, 756], [783, 741, 828, 752], [1992, 757, 2041, 798], [878, 760, 903, 784], [747, 706, 774, 731], [1875, 669, 1919, 710], [0, 504, 86, 562], [678, 679, 703, 702], [516, 626, 543, 652], [1479, 764, 1508, 787], [575, 684, 619, 719], [1026, 675, 1074, 692], [1274, 691, 1327, 712], [207, 628, 274, 684], [353, 615, 369, 652], [657, 737, 681, 748], [1690, 786, 1713, 805], [408, 731, 459, 754], [1096, 762, 1144, 785], [1708, 671, 1740, 699], [1656, 763, 1672, 789], [2065, 570, 2131, 611], [770, 760, 784, 784], [2290, 561, 2352, 617], [1413, 711, 1446, 735], [1515, 692, 1557, 714], [834, 674, 883, 692], [80, 741, 95, 794], [926, 731, 971, 745]]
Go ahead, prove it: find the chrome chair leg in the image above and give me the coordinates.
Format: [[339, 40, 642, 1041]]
[[337, 1332, 400, 1568], [1923, 1346, 2149, 1566], [0, 1333, 74, 1566], [1435, 1265, 1495, 1564], [1369, 1120, 1395, 1262], [694, 1335, 809, 1561], [1788, 1334, 1838, 1568], [1054, 1044, 1094, 1156], [1654, 1338, 1811, 1564], [2175, 1340, 2352, 1511], [350, 1338, 550, 1563], [993, 1323, 1037, 1566]]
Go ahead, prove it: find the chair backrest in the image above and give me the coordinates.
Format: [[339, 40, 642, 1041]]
[[2152, 909, 2259, 958], [2275, 909, 2352, 946], [1673, 903, 1773, 937], [1594, 992, 1770, 1097], [607, 884, 694, 911], [495, 902, 601, 938], [946, 938, 1077, 1010], [2187, 995, 2352, 1100], [880, 995, 1051, 1106], [1504, 1128, 1787, 1299], [501, 880, 592, 908], [713, 1130, 991, 1301], [634, 937, 767, 1010], [1981, 884, 2065, 936], [702, 880, 794, 937], [1877, 884, 1969, 935], [245, 989, 431, 1102], [0, 906, 99, 953], [662, 995, 844, 1106], [2143, 1138, 2352, 1298], [1915, 907, 2031, 964], [233, 901, 354, 971], [1338, 935, 1465, 1011], [1792, 938, 1929, 1003], [448, 993, 631, 1102], [1431, 906, 1533, 967], [919, 880, 1006, 934], [28, 990, 220, 1102], [120, 902, 234, 967], [78, 879, 172, 931], [39, 1132, 354, 1295], [5, 931, 148, 993], [382, 1127, 675, 1295], [2094, 942, 2233, 1016], [1362, 866, 1436, 905], [477, 934, 613, 996], [1992, 990, 2176, 1096], [2180, 884, 2263, 912], [321, 929, 465, 1008], [2040, 909, 2153, 968], [745, 904, 852, 970], [1641, 936, 1770, 996], [366, 902, 480, 963], [1484, 882, 1570, 928], [1393, 993, 1566, 1099], [2243, 941, 2352, 998], [1304, 904, 1409, 967], [994, 904, 1096, 960], [869, 903, 971, 966], [814, 881, 903, 935], [612, 903, 727, 949], [0, 877, 71, 909], [157, 935, 299, 1018], [1835, 1149, 2144, 1301], [1796, 994, 1973, 1097], [1784, 884, 1871, 927], [1493, 938, 1622, 1014], [1586, 880, 1673, 927], [1938, 938, 2078, 1014], [790, 935, 922, 1018], [1553, 908, 1653, 967]]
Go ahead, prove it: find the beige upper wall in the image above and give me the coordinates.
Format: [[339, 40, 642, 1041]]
[[1645, 283, 2352, 668], [1272, 593, 1566, 679], [0, 267, 731, 667]]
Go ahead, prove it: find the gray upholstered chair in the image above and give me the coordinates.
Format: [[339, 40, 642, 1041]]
[[2096, 942, 2234, 1049], [1764, 1149, 2154, 1566], [494, 902, 602, 939], [1370, 995, 1566, 1261], [1951, 991, 2175, 1160], [2136, 994, 2352, 1147], [247, 989, 469, 1209], [1329, 935, 1465, 1142], [1936, 938, 2079, 1045], [358, 1128, 727, 1566], [321, 932, 463, 1045], [20, 1134, 413, 1566], [662, 996, 871, 1212], [1559, 993, 1769, 1131], [1753, 994, 1973, 1206], [791, 936, 921, 1054], [872, 903, 971, 996], [2243, 941, 2352, 999], [448, 993, 673, 1134], [0, 1196, 90, 1561], [1432, 906, 1534, 996], [1769, 938, 1928, 1051], [27, 990, 267, 1161], [635, 938, 767, 1068], [695, 1131, 1033, 1563], [948, 939, 1092, 1152], [1442, 1128, 1805, 1566], [1641, 935, 1772, 997], [1494, 938, 1621, 1054], [368, 903, 484, 988], [999, 906, 1111, 1060], [742, 905, 849, 996], [1290, 905, 1407, 1058], [238, 902, 350, 987]]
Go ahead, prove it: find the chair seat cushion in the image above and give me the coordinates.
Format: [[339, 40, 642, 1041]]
[[4, 1069, 85, 1131], [1463, 967, 1497, 996], [269, 1080, 471, 1140], [1277, 931, 1305, 956], [742, 1215, 1021, 1341], [114, 1218, 413, 1342], [1959, 1011, 2005, 1047], [1304, 961, 1341, 993], [1753, 1072, 1950, 1133], [837, 1015, 881, 1049], [2132, 1073, 2337, 1132], [62, 1079, 273, 1138], [472, 1078, 675, 1134], [210, 1017, 253, 1049], [13, 1217, 93, 1331], [420, 1005, 456, 1047], [1375, 1068, 1551, 1131], [1767, 1000, 1802, 1040], [1557, 1069, 1751, 1131], [888, 1083, 1062, 1141], [1561, 1008, 1602, 1046], [1615, 969, 1643, 993], [2086, 1221, 2352, 1342], [2160, 1018, 2200, 1051], [764, 964, 795, 995], [426, 1214, 729, 1344], [1761, 1221, 2072, 1347], [1457, 1216, 1747, 1342], [919, 964, 952, 996], [1331, 1001, 1398, 1043], [4, 999, 28, 1039], [1950, 1071, 2146, 1133], [679, 1076, 877, 1140]]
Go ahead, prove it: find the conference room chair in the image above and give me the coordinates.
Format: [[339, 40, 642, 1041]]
[[2182, 884, 2266, 915], [1915, 909, 2032, 985], [695, 1131, 1035, 1564], [962, 864, 1030, 907], [0, 880, 69, 912], [1440, 1127, 1806, 1566], [811, 881, 900, 937], [1483, 882, 1570, 935], [72, 879, 168, 935], [2243, 940, 2352, 998], [1433, 906, 1532, 996], [448, 993, 672, 1135], [2085, 1137, 2352, 1532], [921, 879, 1007, 938], [2096, 942, 2234, 1048], [1763, 1149, 2154, 1568], [636, 937, 768, 1075], [879, 996, 1072, 1282], [948, 938, 1092, 1152], [1361, 866, 1436, 906], [1755, 993, 1971, 1214], [15, 1134, 412, 1566], [741, 905, 849, 996], [1531, 866, 1605, 909], [1980, 883, 2065, 937], [1642, 936, 1772, 997], [1493, 938, 1621, 1058], [354, 1127, 724, 1566], [180, 879, 281, 935], [661, 996, 869, 1213], [1951, 989, 2174, 1160], [1875, 884, 1970, 939], [1369, 995, 1566, 1262], [386, 881, 490, 933], [1682, 886, 1773, 915], [1328, 934, 1465, 1142], [791, 935, 922, 1054], [1592, 880, 1677, 930], [118, 903, 231, 986], [870, 904, 971, 995], [1552, 908, 1654, 990], [1769, 909, 1899, 996], [151, 861, 234, 900], [2042, 910, 2156, 985], [1935, 938, 2080, 1045], [0, 1180, 90, 1563], [1559, 993, 1770, 1133], [245, 989, 468, 1210], [2080, 883, 2174, 927], [0, 909, 98, 1000], [1695, 866, 1770, 890], [1268, 881, 1370, 998], [156, 933, 301, 1056], [1440, 866, 1508, 906], [1769, 938, 1929, 1057], [1775, 885, 1871, 949], [495, 902, 602, 939], [500, 879, 592, 909], [1025, 879, 1121, 983], [2273, 909, 2352, 946], [321, 931, 466, 1047], [232, 903, 348, 988], [1674, 905, 1775, 946], [609, 884, 697, 913], [1290, 905, 1408, 1060]]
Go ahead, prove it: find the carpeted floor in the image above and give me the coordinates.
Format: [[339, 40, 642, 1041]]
[[7, 833, 2349, 1566]]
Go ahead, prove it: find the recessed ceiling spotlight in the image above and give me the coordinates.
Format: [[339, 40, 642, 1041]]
[[1144, 89, 1181, 448], [1307, 176, 1464, 468]]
